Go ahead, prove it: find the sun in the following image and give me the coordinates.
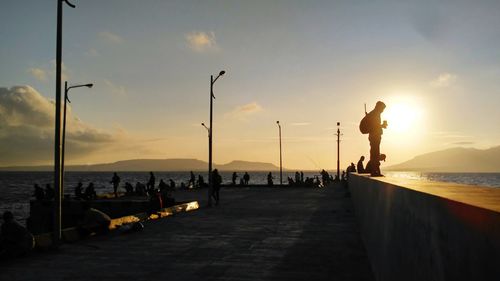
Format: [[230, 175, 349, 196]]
[[382, 97, 423, 134]]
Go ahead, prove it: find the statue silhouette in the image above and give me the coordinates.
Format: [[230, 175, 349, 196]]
[[360, 101, 387, 176]]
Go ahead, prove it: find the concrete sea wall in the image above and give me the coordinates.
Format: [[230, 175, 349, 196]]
[[349, 174, 500, 281]]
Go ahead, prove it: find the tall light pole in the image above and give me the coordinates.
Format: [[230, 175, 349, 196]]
[[54, 0, 76, 244], [335, 122, 342, 180], [61, 81, 93, 196], [208, 70, 225, 207], [276, 121, 282, 186]]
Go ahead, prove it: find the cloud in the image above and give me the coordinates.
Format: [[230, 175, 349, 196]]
[[452, 141, 475, 145], [0, 86, 115, 165], [103, 79, 127, 96], [27, 60, 70, 83], [27, 68, 48, 82], [185, 31, 218, 52], [98, 31, 123, 44], [85, 48, 100, 57], [225, 102, 263, 120], [430, 73, 457, 88]]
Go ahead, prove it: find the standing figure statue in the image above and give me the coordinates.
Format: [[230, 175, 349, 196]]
[[359, 101, 387, 177]]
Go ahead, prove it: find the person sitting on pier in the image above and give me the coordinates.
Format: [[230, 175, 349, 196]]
[[84, 183, 97, 200], [110, 172, 121, 198], [295, 171, 301, 184], [243, 172, 250, 185], [44, 184, 55, 200], [232, 172, 238, 186], [0, 211, 35, 259], [346, 163, 356, 179], [169, 179, 176, 190], [124, 182, 134, 195], [33, 184, 44, 201], [267, 172, 274, 186], [288, 177, 295, 186], [357, 156, 366, 173], [78, 202, 111, 236], [135, 182, 146, 195], [74, 181, 84, 199]]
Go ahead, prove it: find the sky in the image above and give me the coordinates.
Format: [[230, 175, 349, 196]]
[[1, 0, 500, 170]]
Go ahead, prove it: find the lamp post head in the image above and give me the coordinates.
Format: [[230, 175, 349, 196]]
[[201, 123, 205, 126], [85, 84, 93, 88], [337, 122, 340, 126], [276, 121, 279, 124], [219, 70, 226, 76]]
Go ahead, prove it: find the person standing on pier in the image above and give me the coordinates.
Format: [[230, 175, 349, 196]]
[[232, 172, 238, 186], [212, 169, 222, 205], [243, 172, 250, 185], [189, 171, 196, 188], [359, 101, 387, 177], [110, 172, 121, 198], [147, 172, 156, 194]]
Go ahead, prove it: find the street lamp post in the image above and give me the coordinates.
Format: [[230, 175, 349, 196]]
[[276, 121, 282, 186], [208, 70, 225, 207], [61, 81, 93, 196], [336, 122, 342, 180], [53, 0, 76, 244]]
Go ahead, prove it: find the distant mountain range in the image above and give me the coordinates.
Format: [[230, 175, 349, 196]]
[[0, 159, 280, 172], [387, 146, 500, 172]]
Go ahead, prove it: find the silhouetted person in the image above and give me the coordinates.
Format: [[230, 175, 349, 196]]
[[243, 172, 250, 185], [159, 179, 173, 206], [267, 172, 274, 186], [232, 172, 238, 186], [135, 182, 146, 195], [295, 172, 300, 184], [189, 171, 196, 188], [357, 156, 366, 173], [78, 202, 111, 236], [341, 171, 347, 181], [169, 179, 176, 190], [74, 181, 84, 199], [360, 101, 387, 176], [147, 172, 156, 193], [212, 169, 222, 205], [320, 169, 330, 185], [197, 175, 205, 188], [84, 183, 97, 200], [300, 171, 304, 183], [44, 184, 54, 200], [346, 163, 356, 180], [110, 172, 120, 198], [0, 211, 34, 258], [124, 182, 134, 195], [33, 184, 44, 201]]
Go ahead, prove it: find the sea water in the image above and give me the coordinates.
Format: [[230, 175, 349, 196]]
[[1, 171, 499, 224]]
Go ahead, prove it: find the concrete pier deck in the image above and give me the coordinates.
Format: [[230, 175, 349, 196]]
[[1, 186, 374, 281]]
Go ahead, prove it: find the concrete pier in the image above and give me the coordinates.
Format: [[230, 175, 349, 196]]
[[1, 186, 374, 281], [349, 174, 500, 281]]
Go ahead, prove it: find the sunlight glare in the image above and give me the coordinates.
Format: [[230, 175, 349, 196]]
[[382, 97, 423, 134]]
